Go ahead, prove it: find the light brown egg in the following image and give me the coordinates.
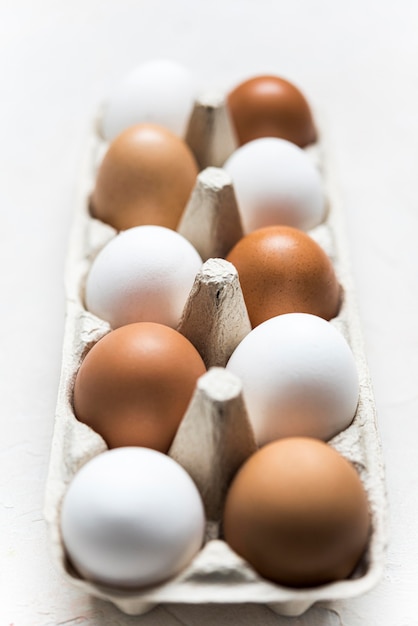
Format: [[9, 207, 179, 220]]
[[73, 322, 206, 452], [90, 123, 199, 231], [223, 437, 371, 588], [226, 225, 341, 327], [227, 75, 317, 148]]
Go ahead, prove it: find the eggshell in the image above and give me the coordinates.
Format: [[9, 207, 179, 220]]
[[227, 75, 317, 147], [73, 322, 206, 452], [84, 225, 203, 329], [226, 225, 341, 327], [61, 447, 205, 588], [223, 137, 325, 233], [226, 313, 359, 444], [91, 123, 199, 231], [101, 59, 196, 141], [223, 437, 370, 588]]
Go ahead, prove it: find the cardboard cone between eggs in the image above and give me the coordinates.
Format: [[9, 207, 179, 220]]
[[169, 367, 257, 524]]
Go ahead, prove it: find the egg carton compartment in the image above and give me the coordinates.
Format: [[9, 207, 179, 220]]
[[44, 93, 387, 617]]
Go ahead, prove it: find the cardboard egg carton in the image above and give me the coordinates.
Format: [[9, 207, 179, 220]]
[[44, 92, 387, 617]]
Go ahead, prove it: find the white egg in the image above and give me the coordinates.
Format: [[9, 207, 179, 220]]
[[226, 313, 359, 444], [101, 59, 197, 141], [60, 447, 206, 588], [223, 137, 325, 233], [85, 225, 202, 329]]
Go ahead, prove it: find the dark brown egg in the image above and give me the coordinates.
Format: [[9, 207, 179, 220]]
[[227, 75, 317, 148], [91, 123, 198, 231], [226, 225, 341, 327], [223, 437, 371, 588], [73, 322, 206, 452]]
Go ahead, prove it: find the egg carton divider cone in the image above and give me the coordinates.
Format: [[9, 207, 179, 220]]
[[44, 93, 387, 617]]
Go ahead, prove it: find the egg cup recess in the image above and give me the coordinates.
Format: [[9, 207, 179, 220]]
[[45, 81, 387, 617]]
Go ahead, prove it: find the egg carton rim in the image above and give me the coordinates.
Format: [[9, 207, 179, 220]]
[[44, 105, 388, 617]]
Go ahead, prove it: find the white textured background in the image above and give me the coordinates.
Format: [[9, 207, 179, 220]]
[[1, 1, 418, 624]]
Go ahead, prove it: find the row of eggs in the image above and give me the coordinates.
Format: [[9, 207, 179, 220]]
[[91, 124, 324, 234], [60, 60, 371, 594]]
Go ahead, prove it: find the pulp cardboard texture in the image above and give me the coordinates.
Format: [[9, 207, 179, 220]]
[[44, 92, 387, 617]]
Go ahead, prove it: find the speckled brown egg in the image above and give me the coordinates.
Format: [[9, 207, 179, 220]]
[[226, 225, 341, 327], [90, 123, 199, 231], [73, 322, 206, 452], [223, 437, 371, 588], [227, 75, 317, 148]]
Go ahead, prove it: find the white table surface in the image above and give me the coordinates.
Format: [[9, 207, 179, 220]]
[[2, 1, 418, 624]]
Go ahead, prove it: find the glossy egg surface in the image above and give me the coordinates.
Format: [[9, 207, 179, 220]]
[[226, 313, 359, 444], [91, 123, 198, 231], [223, 437, 370, 587], [73, 322, 206, 451], [61, 447, 205, 588], [227, 74, 317, 147], [226, 225, 341, 327]]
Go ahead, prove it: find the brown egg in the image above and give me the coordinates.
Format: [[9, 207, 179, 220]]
[[223, 437, 371, 588], [226, 225, 341, 327], [73, 322, 206, 452], [90, 123, 199, 231], [227, 75, 317, 148]]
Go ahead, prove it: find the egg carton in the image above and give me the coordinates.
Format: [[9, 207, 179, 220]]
[[44, 93, 387, 617]]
